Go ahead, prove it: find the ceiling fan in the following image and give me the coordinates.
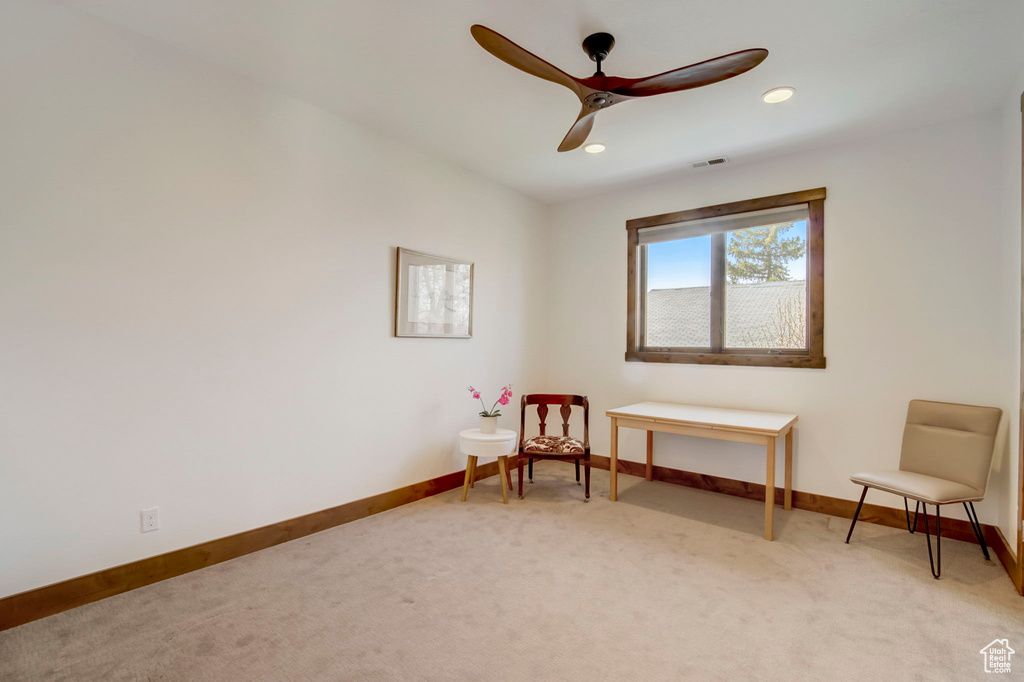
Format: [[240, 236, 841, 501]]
[[470, 25, 768, 152]]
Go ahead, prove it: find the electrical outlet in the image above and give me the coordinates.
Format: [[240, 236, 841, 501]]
[[141, 507, 159, 533]]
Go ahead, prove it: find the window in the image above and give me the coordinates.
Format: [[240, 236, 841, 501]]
[[626, 188, 825, 368]]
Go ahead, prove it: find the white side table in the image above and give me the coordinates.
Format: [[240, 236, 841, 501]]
[[459, 428, 517, 504]]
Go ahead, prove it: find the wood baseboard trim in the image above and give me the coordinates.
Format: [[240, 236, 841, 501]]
[[0, 456, 517, 632], [574, 455, 1019, 585], [987, 525, 1020, 593]]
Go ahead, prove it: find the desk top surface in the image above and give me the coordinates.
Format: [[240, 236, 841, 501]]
[[606, 401, 797, 435]]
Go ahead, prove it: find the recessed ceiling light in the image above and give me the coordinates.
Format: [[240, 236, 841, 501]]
[[583, 142, 606, 154], [762, 87, 794, 103]]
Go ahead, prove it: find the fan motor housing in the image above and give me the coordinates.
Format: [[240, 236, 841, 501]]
[[582, 32, 615, 62]]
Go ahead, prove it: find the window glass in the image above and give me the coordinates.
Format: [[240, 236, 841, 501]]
[[644, 235, 711, 348], [724, 220, 807, 349]]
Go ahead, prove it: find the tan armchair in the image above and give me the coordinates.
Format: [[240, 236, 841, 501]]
[[845, 399, 1002, 578]]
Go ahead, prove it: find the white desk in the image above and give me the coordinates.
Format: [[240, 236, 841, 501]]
[[606, 402, 798, 540]]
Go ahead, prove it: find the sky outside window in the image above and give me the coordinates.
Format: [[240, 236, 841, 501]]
[[646, 222, 807, 291], [645, 235, 711, 291]]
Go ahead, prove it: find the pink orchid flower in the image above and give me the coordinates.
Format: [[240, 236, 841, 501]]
[[471, 384, 513, 417]]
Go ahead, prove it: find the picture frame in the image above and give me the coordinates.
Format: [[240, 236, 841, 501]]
[[394, 247, 474, 338]]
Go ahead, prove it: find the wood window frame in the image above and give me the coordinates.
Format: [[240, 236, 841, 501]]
[[626, 187, 826, 369]]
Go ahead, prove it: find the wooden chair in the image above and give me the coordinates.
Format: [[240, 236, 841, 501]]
[[518, 394, 590, 501]]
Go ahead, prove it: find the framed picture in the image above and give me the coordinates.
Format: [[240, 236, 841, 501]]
[[394, 248, 474, 338]]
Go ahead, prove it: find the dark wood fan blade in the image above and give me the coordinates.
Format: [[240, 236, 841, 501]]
[[557, 107, 597, 152], [471, 25, 584, 97], [611, 48, 768, 97]]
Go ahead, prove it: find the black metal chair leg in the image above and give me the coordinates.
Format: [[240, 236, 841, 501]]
[[575, 459, 581, 485], [846, 486, 868, 544], [904, 497, 920, 534], [920, 503, 941, 579], [964, 501, 990, 560], [528, 458, 533, 482]]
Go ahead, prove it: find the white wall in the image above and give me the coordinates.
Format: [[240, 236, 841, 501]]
[[545, 112, 1020, 534], [998, 68, 1024, 548], [3, 2, 1022, 602], [0, 3, 548, 597]]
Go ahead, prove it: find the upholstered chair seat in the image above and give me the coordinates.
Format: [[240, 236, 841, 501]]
[[849, 470, 983, 505], [522, 435, 585, 455]]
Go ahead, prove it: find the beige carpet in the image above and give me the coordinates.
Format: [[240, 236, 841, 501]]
[[2, 464, 1022, 681]]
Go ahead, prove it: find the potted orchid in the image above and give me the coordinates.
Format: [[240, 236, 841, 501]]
[[468, 384, 512, 434]]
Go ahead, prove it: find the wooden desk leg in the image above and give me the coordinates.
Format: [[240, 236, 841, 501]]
[[610, 418, 619, 501], [646, 430, 653, 482], [497, 456, 509, 505], [765, 437, 775, 541], [468, 455, 477, 489], [784, 429, 793, 511], [461, 455, 476, 502]]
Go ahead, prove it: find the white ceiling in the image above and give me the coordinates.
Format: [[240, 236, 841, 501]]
[[66, 0, 1024, 204]]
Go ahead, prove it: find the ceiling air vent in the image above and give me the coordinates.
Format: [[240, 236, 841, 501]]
[[691, 156, 729, 168]]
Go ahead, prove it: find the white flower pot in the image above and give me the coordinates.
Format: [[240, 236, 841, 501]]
[[479, 416, 498, 434]]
